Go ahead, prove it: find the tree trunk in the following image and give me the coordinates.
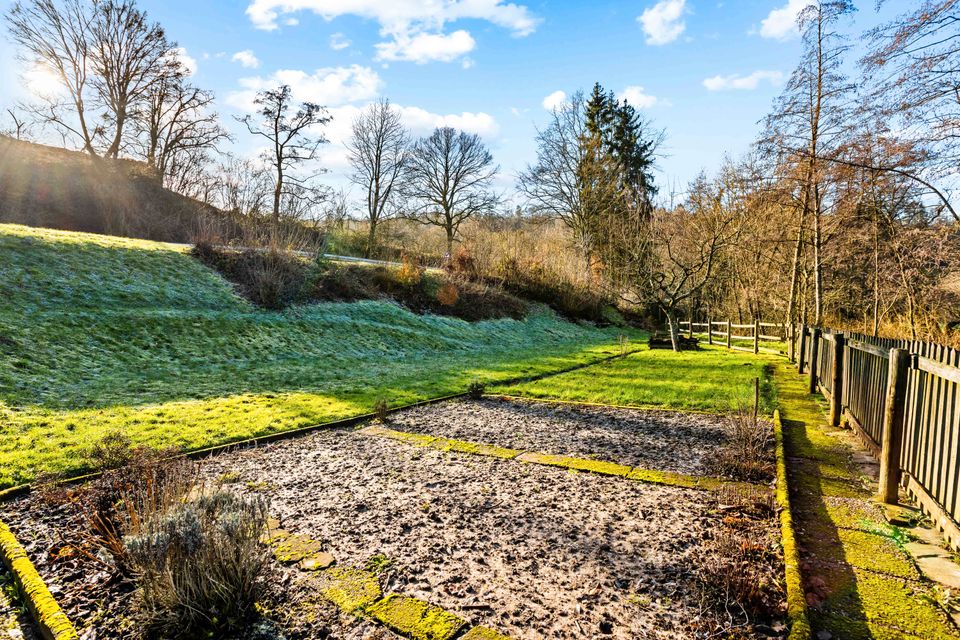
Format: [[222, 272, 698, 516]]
[[445, 226, 454, 261], [813, 186, 824, 325], [786, 204, 807, 330], [366, 220, 377, 259], [666, 312, 681, 352]]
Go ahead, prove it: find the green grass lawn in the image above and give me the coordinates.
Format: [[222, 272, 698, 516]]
[[492, 344, 778, 413], [0, 224, 640, 488]]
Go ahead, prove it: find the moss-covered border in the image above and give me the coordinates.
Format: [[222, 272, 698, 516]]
[[774, 409, 812, 640], [359, 425, 767, 494], [0, 521, 78, 640]]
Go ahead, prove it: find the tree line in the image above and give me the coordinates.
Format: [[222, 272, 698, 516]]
[[4, 0, 960, 348]]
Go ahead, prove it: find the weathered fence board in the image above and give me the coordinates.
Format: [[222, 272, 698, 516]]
[[798, 326, 960, 548]]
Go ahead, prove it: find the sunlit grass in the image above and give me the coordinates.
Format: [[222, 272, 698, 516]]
[[492, 344, 778, 413], [0, 224, 639, 487]]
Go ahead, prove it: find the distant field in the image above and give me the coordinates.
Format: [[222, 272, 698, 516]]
[[0, 224, 640, 488], [493, 345, 778, 413]]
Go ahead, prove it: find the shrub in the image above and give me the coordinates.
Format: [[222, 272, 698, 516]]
[[374, 398, 389, 422], [76, 447, 196, 571], [88, 431, 134, 470], [436, 282, 459, 306], [396, 254, 424, 287], [705, 402, 775, 483], [467, 381, 486, 400], [124, 491, 270, 637], [446, 246, 478, 279]]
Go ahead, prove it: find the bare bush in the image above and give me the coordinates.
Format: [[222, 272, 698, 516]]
[[124, 491, 270, 637], [706, 403, 775, 483]]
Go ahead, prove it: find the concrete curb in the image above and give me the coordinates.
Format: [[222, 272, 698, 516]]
[[773, 409, 812, 640], [0, 521, 78, 640]]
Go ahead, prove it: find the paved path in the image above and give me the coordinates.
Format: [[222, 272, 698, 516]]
[[776, 362, 960, 640]]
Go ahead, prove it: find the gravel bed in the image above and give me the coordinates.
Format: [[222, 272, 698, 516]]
[[387, 398, 731, 475]]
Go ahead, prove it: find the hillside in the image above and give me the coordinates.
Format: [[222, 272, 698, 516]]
[[0, 224, 634, 487], [0, 136, 232, 243]]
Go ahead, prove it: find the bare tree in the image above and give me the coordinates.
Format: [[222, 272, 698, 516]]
[[601, 172, 741, 351], [762, 0, 855, 327], [347, 98, 409, 257], [239, 84, 331, 227], [91, 0, 173, 158], [211, 154, 273, 218], [7, 0, 98, 154], [136, 70, 229, 184], [2, 107, 34, 140], [519, 92, 594, 255], [402, 127, 499, 256]]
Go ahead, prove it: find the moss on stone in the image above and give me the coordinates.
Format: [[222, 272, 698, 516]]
[[365, 594, 465, 640], [431, 438, 522, 460], [0, 520, 79, 640], [273, 534, 327, 564], [564, 457, 632, 477], [320, 567, 382, 613], [461, 626, 513, 639], [516, 451, 570, 468]]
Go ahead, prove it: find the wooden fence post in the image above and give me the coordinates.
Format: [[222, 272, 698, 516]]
[[726, 321, 732, 349], [878, 348, 911, 505], [798, 325, 808, 373], [788, 323, 796, 363], [808, 328, 821, 395], [708, 315, 713, 345], [754, 319, 760, 355], [829, 332, 845, 427]]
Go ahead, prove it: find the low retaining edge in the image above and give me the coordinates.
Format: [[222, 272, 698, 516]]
[[0, 521, 78, 640], [774, 409, 811, 640]]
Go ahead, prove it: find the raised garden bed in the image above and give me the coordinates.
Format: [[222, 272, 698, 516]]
[[0, 402, 785, 639]]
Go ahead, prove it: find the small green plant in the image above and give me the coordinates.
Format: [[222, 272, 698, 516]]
[[88, 431, 134, 470], [374, 398, 389, 422], [364, 553, 395, 576], [467, 380, 486, 400]]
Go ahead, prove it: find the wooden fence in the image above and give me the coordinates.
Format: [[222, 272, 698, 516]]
[[679, 319, 788, 355], [796, 326, 960, 550]]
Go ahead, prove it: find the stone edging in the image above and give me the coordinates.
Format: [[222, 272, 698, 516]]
[[359, 424, 767, 494], [0, 521, 78, 640], [773, 409, 811, 640]]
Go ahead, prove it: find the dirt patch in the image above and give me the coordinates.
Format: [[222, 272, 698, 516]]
[[385, 398, 731, 475]]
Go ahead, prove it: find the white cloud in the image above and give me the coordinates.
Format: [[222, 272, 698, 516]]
[[703, 70, 784, 91], [375, 30, 475, 63], [330, 32, 351, 50], [619, 86, 659, 108], [172, 47, 198, 76], [231, 49, 261, 69], [227, 65, 382, 111], [245, 0, 539, 64], [759, 0, 807, 40], [638, 0, 686, 46], [541, 90, 567, 111]]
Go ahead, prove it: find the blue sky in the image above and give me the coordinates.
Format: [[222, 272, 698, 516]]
[[0, 0, 909, 201]]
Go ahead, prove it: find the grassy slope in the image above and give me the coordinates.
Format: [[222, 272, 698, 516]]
[[0, 224, 637, 487], [493, 345, 778, 413]]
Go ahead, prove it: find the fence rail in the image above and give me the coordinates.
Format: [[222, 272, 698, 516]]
[[794, 325, 960, 550], [679, 319, 788, 355]]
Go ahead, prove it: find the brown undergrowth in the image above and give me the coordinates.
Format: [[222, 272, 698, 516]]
[[193, 244, 529, 320]]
